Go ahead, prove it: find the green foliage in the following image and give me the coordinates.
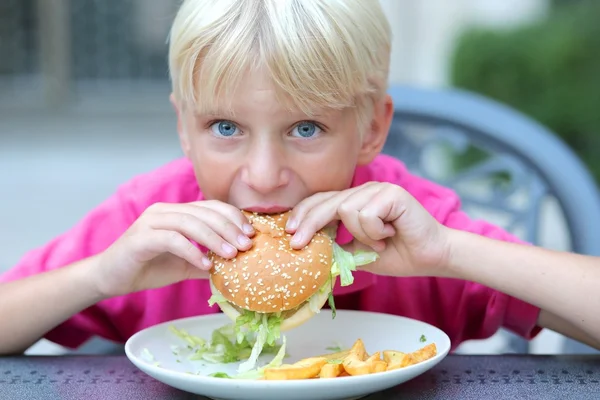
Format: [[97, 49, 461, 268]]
[[449, 1, 600, 183]]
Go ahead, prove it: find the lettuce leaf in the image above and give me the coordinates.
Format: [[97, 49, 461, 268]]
[[170, 319, 287, 380], [331, 243, 378, 287], [235, 311, 283, 372], [237, 322, 267, 372], [233, 335, 288, 380], [169, 325, 255, 364], [199, 337, 289, 380], [324, 243, 378, 319], [207, 293, 227, 307]]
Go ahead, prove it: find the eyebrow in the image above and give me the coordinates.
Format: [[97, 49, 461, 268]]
[[194, 109, 329, 121], [194, 109, 237, 119]]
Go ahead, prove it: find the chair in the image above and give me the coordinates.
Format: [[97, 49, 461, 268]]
[[384, 85, 600, 354]]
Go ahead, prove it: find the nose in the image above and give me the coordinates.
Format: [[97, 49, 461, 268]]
[[241, 140, 289, 194]]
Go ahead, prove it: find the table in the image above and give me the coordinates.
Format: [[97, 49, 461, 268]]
[[1, 354, 599, 399]]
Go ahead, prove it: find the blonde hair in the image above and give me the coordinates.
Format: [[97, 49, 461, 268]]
[[168, 0, 391, 130]]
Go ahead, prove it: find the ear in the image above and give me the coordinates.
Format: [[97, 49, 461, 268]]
[[357, 94, 394, 165], [170, 93, 192, 159]]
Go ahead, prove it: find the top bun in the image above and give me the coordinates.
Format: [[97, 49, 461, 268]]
[[209, 211, 333, 313]]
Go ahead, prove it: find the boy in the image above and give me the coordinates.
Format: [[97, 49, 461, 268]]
[[1, 0, 597, 355]]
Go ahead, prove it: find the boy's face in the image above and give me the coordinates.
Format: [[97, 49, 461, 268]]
[[171, 68, 393, 212]]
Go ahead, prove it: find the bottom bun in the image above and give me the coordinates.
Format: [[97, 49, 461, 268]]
[[209, 278, 331, 332]]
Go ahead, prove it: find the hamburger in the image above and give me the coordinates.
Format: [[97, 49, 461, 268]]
[[206, 210, 378, 372]]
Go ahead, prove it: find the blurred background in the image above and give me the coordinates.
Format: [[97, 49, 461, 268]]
[[1, 0, 598, 355]]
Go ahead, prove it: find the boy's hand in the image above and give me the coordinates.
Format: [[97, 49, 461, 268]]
[[286, 182, 451, 277], [93, 201, 255, 298]]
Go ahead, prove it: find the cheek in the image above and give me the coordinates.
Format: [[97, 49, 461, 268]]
[[187, 138, 241, 200], [291, 139, 360, 192]]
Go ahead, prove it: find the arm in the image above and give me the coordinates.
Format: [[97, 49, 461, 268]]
[[0, 256, 106, 355], [0, 182, 141, 355], [446, 228, 600, 350]]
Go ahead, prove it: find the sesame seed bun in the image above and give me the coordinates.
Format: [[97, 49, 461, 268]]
[[208, 211, 334, 329], [209, 278, 332, 331]]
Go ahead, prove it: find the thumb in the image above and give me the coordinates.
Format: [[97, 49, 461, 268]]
[[340, 239, 368, 254], [185, 265, 211, 280], [341, 235, 387, 254]]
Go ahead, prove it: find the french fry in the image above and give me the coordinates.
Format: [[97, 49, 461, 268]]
[[373, 361, 387, 373], [264, 357, 328, 380], [317, 349, 350, 362], [259, 338, 437, 380], [343, 351, 382, 376], [319, 362, 345, 378], [367, 351, 388, 373], [383, 350, 410, 371], [411, 343, 437, 363], [366, 352, 382, 363], [348, 339, 368, 360], [384, 343, 437, 371]]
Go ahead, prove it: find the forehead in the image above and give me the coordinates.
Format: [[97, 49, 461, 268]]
[[194, 67, 333, 119]]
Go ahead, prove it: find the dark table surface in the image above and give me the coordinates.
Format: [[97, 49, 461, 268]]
[[1, 354, 599, 399]]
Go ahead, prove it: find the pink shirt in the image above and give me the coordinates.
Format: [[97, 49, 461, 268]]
[[0, 155, 541, 350]]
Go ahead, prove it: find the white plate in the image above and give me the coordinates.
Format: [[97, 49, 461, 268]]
[[125, 310, 451, 400]]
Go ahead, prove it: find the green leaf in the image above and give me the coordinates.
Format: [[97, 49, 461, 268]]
[[209, 372, 232, 378], [207, 293, 227, 307], [328, 291, 337, 319], [331, 243, 378, 287]]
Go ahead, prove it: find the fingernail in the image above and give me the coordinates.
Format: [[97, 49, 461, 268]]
[[238, 234, 252, 247], [202, 256, 212, 269], [243, 224, 254, 235], [286, 218, 298, 231], [291, 232, 303, 247], [222, 242, 236, 255]]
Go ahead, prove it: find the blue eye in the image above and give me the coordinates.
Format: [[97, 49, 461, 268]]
[[292, 122, 321, 138], [210, 120, 239, 137]]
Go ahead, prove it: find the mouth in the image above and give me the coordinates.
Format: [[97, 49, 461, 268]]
[[242, 205, 292, 214]]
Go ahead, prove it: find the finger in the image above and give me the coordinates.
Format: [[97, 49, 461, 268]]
[[286, 191, 338, 233], [359, 186, 407, 238], [145, 229, 212, 270], [357, 205, 396, 242], [148, 212, 241, 258], [337, 192, 387, 252], [195, 200, 255, 236], [150, 202, 255, 237], [290, 192, 354, 249], [185, 265, 210, 280], [287, 183, 380, 233], [193, 207, 255, 251]]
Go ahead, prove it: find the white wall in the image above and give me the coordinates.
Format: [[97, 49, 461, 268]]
[[380, 0, 549, 87]]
